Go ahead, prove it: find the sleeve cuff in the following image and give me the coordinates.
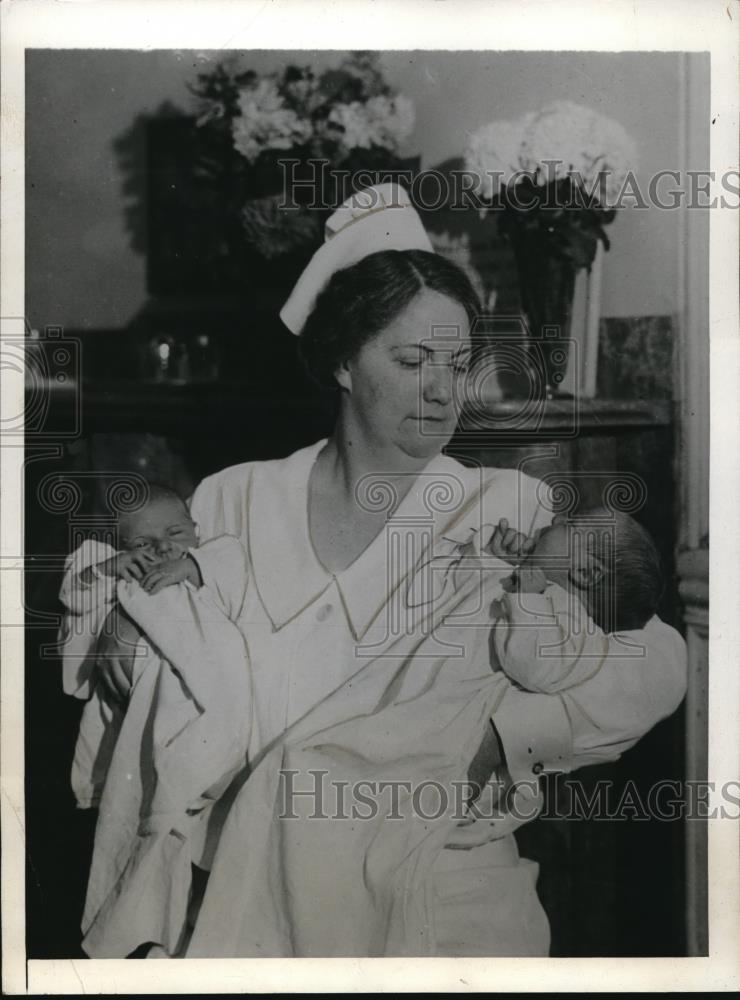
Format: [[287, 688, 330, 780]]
[[491, 684, 574, 782]]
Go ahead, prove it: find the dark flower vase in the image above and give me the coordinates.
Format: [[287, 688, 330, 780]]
[[510, 233, 577, 398], [497, 177, 613, 398]]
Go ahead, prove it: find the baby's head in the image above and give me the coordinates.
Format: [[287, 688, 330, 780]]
[[524, 506, 664, 632], [118, 483, 197, 562]]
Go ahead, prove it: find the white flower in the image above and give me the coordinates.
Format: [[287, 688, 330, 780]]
[[464, 115, 534, 197], [329, 94, 415, 152], [328, 101, 375, 149], [374, 94, 415, 146], [232, 78, 313, 163], [466, 102, 638, 206], [582, 111, 639, 205], [520, 100, 638, 205]]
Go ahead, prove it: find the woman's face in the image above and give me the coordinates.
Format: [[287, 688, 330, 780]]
[[339, 288, 471, 460]]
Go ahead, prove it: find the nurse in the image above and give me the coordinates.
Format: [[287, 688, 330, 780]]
[[98, 184, 688, 957]]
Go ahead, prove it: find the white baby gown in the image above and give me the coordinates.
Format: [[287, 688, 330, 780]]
[[58, 535, 253, 957]]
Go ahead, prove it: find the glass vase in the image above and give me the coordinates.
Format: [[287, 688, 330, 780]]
[[509, 232, 577, 398]]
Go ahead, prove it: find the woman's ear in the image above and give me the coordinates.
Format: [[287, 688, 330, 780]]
[[334, 359, 352, 392]]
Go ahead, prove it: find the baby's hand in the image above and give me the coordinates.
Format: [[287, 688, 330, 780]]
[[140, 555, 202, 595], [509, 564, 548, 594], [88, 549, 160, 584], [487, 518, 538, 565]]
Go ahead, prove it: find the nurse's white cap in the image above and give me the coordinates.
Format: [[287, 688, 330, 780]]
[[280, 182, 434, 336]]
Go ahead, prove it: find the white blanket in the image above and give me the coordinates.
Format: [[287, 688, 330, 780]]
[[59, 536, 253, 957]]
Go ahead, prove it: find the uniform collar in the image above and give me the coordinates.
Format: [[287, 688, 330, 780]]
[[247, 441, 488, 639], [247, 439, 332, 631]]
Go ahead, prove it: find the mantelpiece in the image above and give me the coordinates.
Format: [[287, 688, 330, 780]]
[[66, 380, 671, 436]]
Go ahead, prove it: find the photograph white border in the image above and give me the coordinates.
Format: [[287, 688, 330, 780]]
[[2, 0, 738, 992]]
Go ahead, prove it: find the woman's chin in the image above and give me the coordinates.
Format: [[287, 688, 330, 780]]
[[399, 422, 453, 459]]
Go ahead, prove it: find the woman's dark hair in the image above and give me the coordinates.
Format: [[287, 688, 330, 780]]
[[298, 249, 481, 388]]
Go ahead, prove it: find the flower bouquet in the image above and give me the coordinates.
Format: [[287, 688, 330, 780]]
[[465, 101, 638, 394], [189, 51, 417, 262]]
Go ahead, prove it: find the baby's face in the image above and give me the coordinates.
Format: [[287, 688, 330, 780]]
[[519, 522, 575, 590], [119, 496, 197, 561]]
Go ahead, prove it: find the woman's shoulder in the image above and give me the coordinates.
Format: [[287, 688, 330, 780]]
[[482, 464, 546, 500], [191, 439, 327, 506], [442, 455, 551, 535], [443, 454, 547, 501], [198, 459, 256, 491], [189, 461, 254, 511]]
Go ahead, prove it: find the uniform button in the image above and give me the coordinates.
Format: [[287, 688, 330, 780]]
[[316, 604, 333, 622], [532, 762, 544, 775]]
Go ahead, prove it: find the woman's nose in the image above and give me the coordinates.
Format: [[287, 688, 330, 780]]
[[423, 367, 453, 406]]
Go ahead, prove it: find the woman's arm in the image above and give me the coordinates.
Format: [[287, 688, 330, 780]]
[[447, 477, 688, 846], [482, 479, 688, 775], [495, 582, 620, 695], [447, 619, 687, 847], [492, 616, 688, 783]]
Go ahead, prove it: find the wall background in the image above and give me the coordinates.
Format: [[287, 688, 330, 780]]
[[26, 49, 692, 330]]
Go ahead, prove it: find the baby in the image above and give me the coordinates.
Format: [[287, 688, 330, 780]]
[[68, 484, 204, 702], [78, 482, 201, 590], [489, 506, 664, 692], [465, 507, 664, 806], [58, 482, 252, 958]]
